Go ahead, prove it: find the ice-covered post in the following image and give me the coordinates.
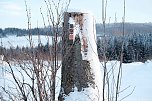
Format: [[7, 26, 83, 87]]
[[59, 10, 102, 101]]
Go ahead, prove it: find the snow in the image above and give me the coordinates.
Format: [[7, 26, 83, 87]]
[[104, 61, 152, 101], [82, 12, 102, 100], [80, 13, 97, 60], [0, 60, 152, 101], [1, 35, 54, 48], [120, 61, 152, 101], [64, 87, 99, 101], [67, 8, 93, 15], [69, 17, 75, 24], [0, 61, 62, 100]]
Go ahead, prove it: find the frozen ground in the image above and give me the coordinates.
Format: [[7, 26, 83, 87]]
[[0, 60, 152, 101], [122, 61, 152, 101], [105, 60, 152, 101], [64, 61, 152, 101], [0, 61, 62, 100]]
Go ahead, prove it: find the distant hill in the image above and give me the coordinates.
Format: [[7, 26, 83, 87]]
[[1, 23, 152, 37], [96, 22, 152, 36]]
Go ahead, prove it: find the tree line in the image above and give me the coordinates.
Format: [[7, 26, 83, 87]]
[[0, 42, 62, 61], [97, 32, 152, 63], [0, 27, 56, 37]]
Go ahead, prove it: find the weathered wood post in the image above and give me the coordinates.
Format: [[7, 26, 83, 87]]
[[59, 10, 102, 101]]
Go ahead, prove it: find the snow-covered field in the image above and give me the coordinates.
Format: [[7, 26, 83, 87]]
[[1, 35, 54, 48], [106, 61, 152, 101], [63, 61, 152, 101], [0, 35, 152, 101], [0, 60, 152, 101], [0, 61, 62, 100]]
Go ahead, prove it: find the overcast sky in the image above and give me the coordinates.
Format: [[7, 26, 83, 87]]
[[0, 0, 152, 29]]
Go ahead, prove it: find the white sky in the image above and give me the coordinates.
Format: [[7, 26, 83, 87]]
[[0, 0, 152, 29]]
